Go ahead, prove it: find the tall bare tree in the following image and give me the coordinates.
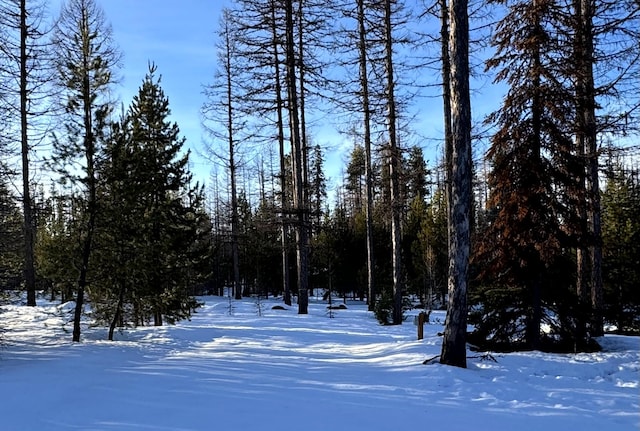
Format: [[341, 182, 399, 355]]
[[380, 0, 405, 325], [284, 0, 309, 314], [354, 0, 377, 312], [0, 0, 52, 306], [51, 0, 120, 342], [268, 0, 292, 306], [440, 0, 472, 368], [203, 8, 244, 301], [574, 0, 639, 336]]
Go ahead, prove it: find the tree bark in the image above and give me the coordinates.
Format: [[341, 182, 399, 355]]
[[222, 18, 242, 301], [383, 0, 404, 325], [108, 282, 126, 341], [72, 87, 97, 341], [440, 0, 454, 257], [440, 0, 471, 368], [580, 0, 603, 337], [270, 1, 292, 306], [285, 0, 309, 314], [573, 0, 591, 338], [20, 0, 36, 307], [357, 0, 376, 312]]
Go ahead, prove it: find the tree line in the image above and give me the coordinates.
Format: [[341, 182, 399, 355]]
[[0, 0, 638, 367]]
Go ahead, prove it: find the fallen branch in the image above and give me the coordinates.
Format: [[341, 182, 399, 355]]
[[422, 352, 498, 365]]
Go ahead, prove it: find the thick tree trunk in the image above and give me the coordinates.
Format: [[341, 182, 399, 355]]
[[383, 0, 404, 325], [574, 0, 591, 336], [154, 311, 163, 327], [357, 0, 376, 312], [20, 0, 36, 307], [440, 0, 453, 254], [440, 0, 471, 368], [574, 0, 603, 337]]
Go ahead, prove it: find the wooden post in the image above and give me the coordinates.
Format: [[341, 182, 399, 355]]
[[417, 312, 426, 340]]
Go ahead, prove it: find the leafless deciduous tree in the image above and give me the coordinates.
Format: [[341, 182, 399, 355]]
[[0, 0, 53, 306]]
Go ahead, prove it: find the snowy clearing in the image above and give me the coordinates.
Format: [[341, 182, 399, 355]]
[[1, 295, 638, 431]]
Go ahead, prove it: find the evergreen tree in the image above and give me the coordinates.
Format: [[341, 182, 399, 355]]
[[92, 115, 140, 337], [473, 0, 591, 352], [419, 187, 449, 307], [601, 164, 640, 333], [308, 144, 327, 233], [109, 64, 207, 327], [35, 192, 81, 303], [0, 178, 23, 290], [51, 0, 120, 341], [405, 145, 430, 204]]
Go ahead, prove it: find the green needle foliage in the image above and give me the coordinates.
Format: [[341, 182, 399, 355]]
[[92, 64, 209, 334]]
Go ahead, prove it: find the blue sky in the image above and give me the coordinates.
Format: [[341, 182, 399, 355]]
[[47, 0, 231, 187], [95, 0, 230, 186], [47, 0, 468, 199], [87, 0, 358, 194]]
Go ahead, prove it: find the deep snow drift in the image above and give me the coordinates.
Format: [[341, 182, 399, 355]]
[[1, 295, 638, 431]]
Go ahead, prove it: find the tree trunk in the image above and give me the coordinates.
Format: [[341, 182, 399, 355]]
[[581, 0, 603, 337], [108, 282, 126, 341], [573, 0, 591, 338], [357, 0, 376, 312], [20, 0, 36, 307], [271, 1, 291, 306], [440, 0, 471, 368], [440, 0, 454, 255], [73, 181, 96, 341], [285, 0, 309, 314], [383, 0, 404, 325], [72, 11, 98, 342], [297, 0, 310, 237], [223, 20, 242, 301], [154, 311, 163, 327]]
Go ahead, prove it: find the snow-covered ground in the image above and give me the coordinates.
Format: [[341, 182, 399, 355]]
[[1, 295, 638, 431]]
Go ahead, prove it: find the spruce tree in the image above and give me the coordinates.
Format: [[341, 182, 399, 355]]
[[473, 0, 588, 351], [120, 64, 206, 327]]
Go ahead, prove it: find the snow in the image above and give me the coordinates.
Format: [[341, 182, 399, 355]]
[[1, 295, 638, 431]]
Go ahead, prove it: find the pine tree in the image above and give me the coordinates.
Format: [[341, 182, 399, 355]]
[[92, 115, 138, 337], [120, 64, 206, 327], [51, 0, 120, 341]]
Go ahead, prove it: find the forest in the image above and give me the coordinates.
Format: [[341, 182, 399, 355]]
[[0, 0, 638, 368]]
